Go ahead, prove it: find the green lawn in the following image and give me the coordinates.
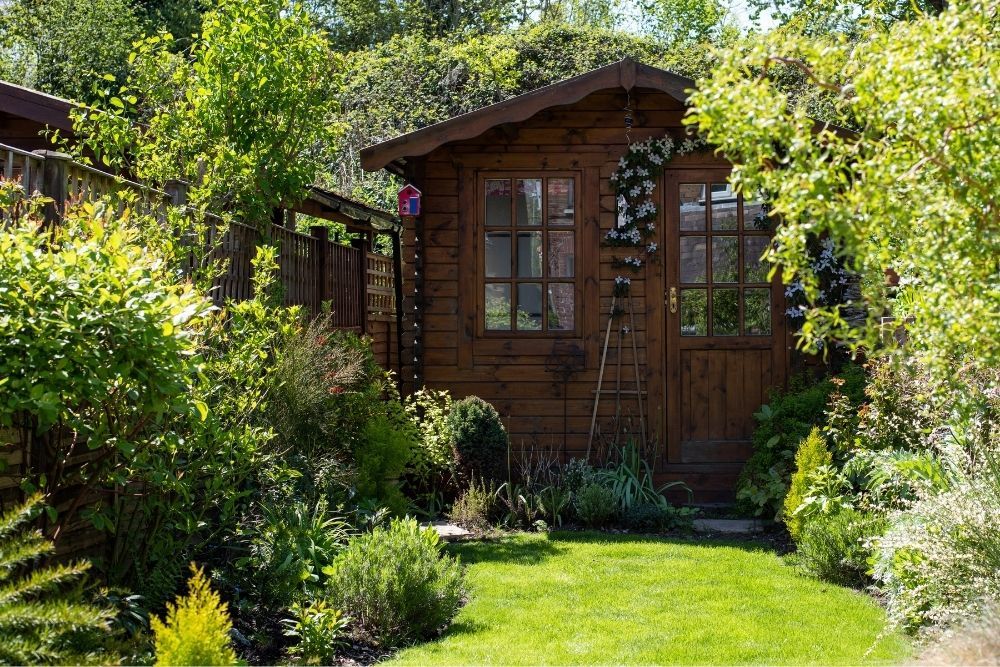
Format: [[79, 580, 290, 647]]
[[390, 531, 911, 665]]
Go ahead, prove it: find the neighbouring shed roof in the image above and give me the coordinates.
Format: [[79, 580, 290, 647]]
[[360, 58, 696, 173], [299, 186, 400, 233], [0, 80, 75, 132]]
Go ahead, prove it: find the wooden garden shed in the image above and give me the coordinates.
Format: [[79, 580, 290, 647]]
[[362, 58, 791, 502]]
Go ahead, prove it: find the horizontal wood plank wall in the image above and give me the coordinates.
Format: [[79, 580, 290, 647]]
[[403, 88, 764, 501]]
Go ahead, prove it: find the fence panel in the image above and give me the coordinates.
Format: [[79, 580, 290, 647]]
[[0, 144, 45, 195], [366, 252, 396, 321]]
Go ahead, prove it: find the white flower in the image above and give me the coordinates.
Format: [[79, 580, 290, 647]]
[[647, 242, 658, 253]]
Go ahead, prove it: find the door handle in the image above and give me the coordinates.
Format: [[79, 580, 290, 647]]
[[668, 287, 677, 314]]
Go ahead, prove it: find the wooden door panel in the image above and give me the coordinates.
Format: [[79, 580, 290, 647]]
[[663, 169, 786, 473]]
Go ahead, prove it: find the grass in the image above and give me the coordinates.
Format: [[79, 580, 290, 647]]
[[389, 531, 911, 665]]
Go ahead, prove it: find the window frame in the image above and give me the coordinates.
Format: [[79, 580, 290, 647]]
[[477, 170, 582, 338]]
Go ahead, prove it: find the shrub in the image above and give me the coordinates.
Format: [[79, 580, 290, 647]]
[[575, 482, 617, 528], [354, 408, 416, 514], [496, 481, 546, 529], [448, 396, 508, 483], [449, 478, 496, 532], [796, 509, 879, 588], [403, 388, 455, 489], [919, 599, 1000, 665], [327, 518, 465, 647], [784, 428, 833, 540], [623, 502, 698, 532], [151, 565, 238, 667], [874, 413, 1000, 630], [736, 364, 866, 518], [282, 599, 350, 665], [0, 494, 114, 665], [562, 458, 597, 495], [239, 499, 350, 610]]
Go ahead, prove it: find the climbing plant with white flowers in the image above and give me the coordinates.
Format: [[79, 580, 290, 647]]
[[606, 134, 705, 304]]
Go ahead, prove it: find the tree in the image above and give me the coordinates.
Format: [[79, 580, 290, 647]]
[[72, 0, 341, 226], [687, 0, 999, 390], [0, 0, 142, 101], [331, 22, 717, 207]]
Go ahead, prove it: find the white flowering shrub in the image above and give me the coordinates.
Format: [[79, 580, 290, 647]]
[[873, 396, 1000, 631]]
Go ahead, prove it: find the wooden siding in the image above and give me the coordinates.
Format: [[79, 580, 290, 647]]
[[398, 87, 786, 502]]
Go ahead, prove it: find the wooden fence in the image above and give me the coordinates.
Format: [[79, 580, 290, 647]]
[[0, 144, 395, 330]]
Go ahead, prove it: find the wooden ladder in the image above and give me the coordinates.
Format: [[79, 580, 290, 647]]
[[586, 292, 647, 458]]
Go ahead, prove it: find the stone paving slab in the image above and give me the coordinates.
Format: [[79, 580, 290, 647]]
[[424, 521, 472, 541], [693, 518, 766, 533]]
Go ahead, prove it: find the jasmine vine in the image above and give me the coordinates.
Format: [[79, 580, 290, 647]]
[[607, 134, 705, 301]]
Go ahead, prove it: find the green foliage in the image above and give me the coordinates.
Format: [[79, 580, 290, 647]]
[[403, 388, 456, 489], [333, 22, 716, 208], [562, 458, 598, 495], [0, 202, 208, 449], [622, 502, 698, 533], [784, 428, 832, 540], [736, 365, 865, 518], [574, 482, 617, 528], [151, 564, 239, 666], [449, 478, 496, 532], [241, 499, 351, 610], [282, 599, 350, 665], [448, 396, 509, 484], [0, 0, 142, 100], [0, 494, 115, 665], [355, 408, 416, 514], [495, 481, 546, 530], [326, 518, 465, 647], [688, 1, 1000, 389], [71, 0, 340, 225], [795, 509, 880, 588], [598, 441, 692, 513]]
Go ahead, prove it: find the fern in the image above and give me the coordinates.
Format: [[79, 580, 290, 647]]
[[0, 493, 114, 665]]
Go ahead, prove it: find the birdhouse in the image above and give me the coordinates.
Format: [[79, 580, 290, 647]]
[[397, 184, 422, 217]]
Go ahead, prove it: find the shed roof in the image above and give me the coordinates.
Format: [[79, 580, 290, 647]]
[[0, 80, 75, 132], [360, 58, 696, 173]]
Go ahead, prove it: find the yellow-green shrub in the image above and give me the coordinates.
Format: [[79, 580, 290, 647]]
[[784, 428, 832, 540], [152, 565, 239, 666]]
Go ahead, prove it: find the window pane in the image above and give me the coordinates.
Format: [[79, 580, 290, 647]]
[[680, 289, 707, 336], [516, 179, 542, 226], [485, 179, 511, 226], [743, 192, 769, 230], [485, 284, 511, 330], [713, 288, 739, 336], [517, 231, 542, 277], [711, 182, 738, 230], [744, 236, 771, 283], [712, 236, 738, 283], [516, 283, 543, 330], [680, 236, 707, 284], [548, 231, 574, 277], [679, 183, 706, 231], [548, 178, 574, 225], [485, 232, 511, 278], [744, 288, 771, 335], [548, 283, 574, 331]]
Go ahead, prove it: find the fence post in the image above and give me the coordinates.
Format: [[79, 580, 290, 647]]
[[32, 150, 69, 225], [351, 237, 369, 334], [311, 225, 330, 315], [164, 179, 189, 207]]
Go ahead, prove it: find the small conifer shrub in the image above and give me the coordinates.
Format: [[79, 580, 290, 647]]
[[0, 494, 114, 665], [448, 396, 508, 483], [152, 564, 239, 666], [784, 428, 833, 540]]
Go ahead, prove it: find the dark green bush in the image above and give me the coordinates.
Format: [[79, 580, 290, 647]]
[[796, 509, 880, 588], [736, 364, 866, 518], [354, 407, 416, 515], [574, 482, 617, 528], [327, 518, 465, 647], [623, 502, 698, 532], [447, 396, 508, 484]]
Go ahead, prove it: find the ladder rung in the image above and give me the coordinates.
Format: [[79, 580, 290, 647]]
[[591, 389, 647, 395]]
